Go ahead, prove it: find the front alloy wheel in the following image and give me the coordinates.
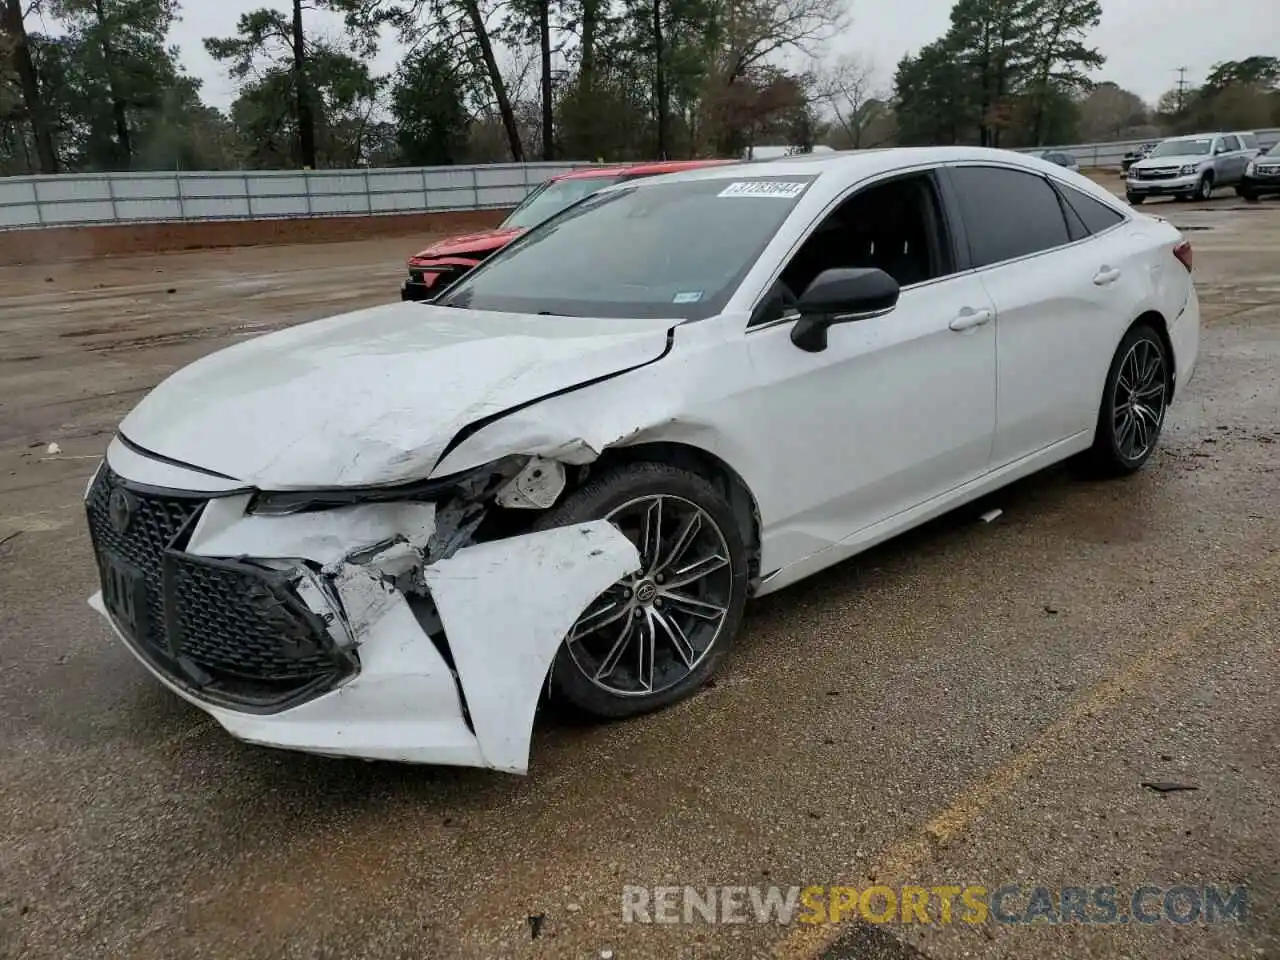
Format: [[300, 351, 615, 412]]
[[567, 495, 733, 699], [532, 462, 749, 718]]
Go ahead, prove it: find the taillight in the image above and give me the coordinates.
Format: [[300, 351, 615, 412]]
[[1173, 239, 1193, 272]]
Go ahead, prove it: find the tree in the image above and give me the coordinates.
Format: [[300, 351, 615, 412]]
[[205, 4, 323, 168], [330, 0, 525, 161], [1202, 56, 1280, 93], [390, 42, 469, 164], [815, 54, 889, 148], [49, 0, 186, 169], [894, 40, 971, 145], [2, 0, 59, 171], [1078, 81, 1147, 141], [1022, 0, 1103, 144], [945, 0, 1038, 147]]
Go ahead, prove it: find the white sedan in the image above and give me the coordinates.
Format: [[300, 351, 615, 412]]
[[85, 147, 1200, 773]]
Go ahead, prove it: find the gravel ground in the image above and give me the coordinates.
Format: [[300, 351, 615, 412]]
[[0, 191, 1277, 960]]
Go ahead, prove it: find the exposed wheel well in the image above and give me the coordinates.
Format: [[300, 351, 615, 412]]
[[591, 441, 763, 584], [1130, 310, 1176, 402]]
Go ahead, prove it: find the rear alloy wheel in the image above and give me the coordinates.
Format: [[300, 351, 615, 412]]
[[532, 462, 749, 718], [1087, 324, 1170, 476]]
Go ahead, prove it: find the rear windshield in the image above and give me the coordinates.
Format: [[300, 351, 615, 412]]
[[1150, 138, 1212, 157], [500, 175, 624, 230], [440, 176, 814, 320]]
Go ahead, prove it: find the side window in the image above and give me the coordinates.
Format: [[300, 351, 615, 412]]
[[1222, 135, 1241, 152], [948, 166, 1071, 268], [752, 173, 954, 326], [1057, 183, 1126, 236], [1241, 133, 1258, 150]]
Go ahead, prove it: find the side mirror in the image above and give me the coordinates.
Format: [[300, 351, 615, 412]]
[[1214, 144, 1227, 155], [790, 268, 900, 352]]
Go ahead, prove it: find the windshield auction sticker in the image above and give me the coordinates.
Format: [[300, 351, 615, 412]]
[[717, 181, 809, 199]]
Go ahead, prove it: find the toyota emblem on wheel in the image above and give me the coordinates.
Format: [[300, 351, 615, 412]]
[[107, 486, 136, 534]]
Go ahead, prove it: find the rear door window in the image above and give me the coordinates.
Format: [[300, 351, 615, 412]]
[[1057, 183, 1126, 236], [948, 166, 1072, 268]]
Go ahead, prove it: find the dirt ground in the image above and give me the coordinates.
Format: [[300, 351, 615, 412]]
[[0, 188, 1277, 960]]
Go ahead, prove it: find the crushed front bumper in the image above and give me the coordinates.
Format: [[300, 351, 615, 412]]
[[86, 440, 640, 773]]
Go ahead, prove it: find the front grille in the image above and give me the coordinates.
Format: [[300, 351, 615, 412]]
[[1136, 168, 1179, 181], [1254, 165, 1280, 178], [165, 552, 339, 682], [86, 464, 203, 657], [86, 465, 355, 711]]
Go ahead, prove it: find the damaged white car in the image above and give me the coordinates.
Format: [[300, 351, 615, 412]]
[[86, 147, 1200, 773]]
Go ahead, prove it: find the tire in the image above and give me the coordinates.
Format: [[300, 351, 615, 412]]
[[1126, 193, 1145, 205], [1085, 323, 1171, 477], [530, 461, 750, 718], [1241, 190, 1259, 203], [1197, 173, 1214, 201]]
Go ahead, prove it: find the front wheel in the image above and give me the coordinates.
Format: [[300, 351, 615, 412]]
[[531, 462, 749, 718], [1126, 192, 1145, 205], [1085, 323, 1170, 477], [1197, 174, 1215, 201]]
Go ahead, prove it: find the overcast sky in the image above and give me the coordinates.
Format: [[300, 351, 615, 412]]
[[164, 0, 1277, 111]]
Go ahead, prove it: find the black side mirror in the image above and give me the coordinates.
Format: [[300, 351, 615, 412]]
[[790, 268, 900, 352]]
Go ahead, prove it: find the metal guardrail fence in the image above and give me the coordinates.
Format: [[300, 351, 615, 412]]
[[0, 161, 596, 231], [2, 128, 1277, 231]]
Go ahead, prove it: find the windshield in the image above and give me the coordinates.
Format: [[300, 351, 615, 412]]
[[1263, 143, 1280, 157], [500, 175, 624, 230], [441, 176, 815, 320], [1150, 138, 1213, 157]]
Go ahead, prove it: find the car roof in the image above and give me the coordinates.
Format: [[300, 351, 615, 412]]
[[552, 159, 737, 181], [597, 146, 1075, 184], [581, 145, 1127, 215]]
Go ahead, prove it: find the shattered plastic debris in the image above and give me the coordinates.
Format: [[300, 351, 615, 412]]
[[46, 442, 61, 455], [979, 508, 1002, 523]]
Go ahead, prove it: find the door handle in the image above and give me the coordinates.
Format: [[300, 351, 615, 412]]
[[1093, 266, 1122, 286], [949, 307, 993, 332]]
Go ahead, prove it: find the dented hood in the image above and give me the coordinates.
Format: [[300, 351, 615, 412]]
[[408, 227, 524, 262], [118, 301, 673, 489]]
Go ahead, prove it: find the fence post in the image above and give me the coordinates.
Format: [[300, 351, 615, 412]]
[[106, 174, 119, 225], [421, 167, 430, 211], [176, 171, 186, 221]]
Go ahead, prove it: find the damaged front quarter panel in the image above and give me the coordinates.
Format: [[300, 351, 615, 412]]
[[183, 488, 639, 773], [424, 521, 641, 773]]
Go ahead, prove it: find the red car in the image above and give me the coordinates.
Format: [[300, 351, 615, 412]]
[[400, 159, 735, 301]]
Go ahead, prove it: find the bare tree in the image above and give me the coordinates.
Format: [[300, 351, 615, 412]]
[[814, 53, 889, 148], [1078, 81, 1147, 141]]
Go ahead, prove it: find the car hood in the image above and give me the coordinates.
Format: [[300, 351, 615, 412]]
[[1132, 154, 1205, 169], [118, 302, 674, 489], [408, 227, 524, 263]]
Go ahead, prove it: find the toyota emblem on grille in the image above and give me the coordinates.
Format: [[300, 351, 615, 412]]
[[107, 486, 137, 534]]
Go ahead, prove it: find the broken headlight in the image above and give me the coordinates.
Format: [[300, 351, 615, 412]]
[[247, 456, 530, 516]]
